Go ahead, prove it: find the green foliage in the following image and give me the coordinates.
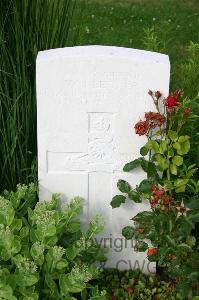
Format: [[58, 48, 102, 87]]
[[97, 269, 185, 300], [0, 184, 106, 299], [111, 195, 126, 208]]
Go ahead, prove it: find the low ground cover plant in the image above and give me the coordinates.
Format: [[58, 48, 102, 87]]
[[0, 184, 106, 299], [111, 90, 199, 298], [96, 269, 187, 300]]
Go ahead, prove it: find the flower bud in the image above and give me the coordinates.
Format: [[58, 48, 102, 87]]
[[155, 91, 162, 98], [148, 90, 153, 96], [184, 108, 191, 116]]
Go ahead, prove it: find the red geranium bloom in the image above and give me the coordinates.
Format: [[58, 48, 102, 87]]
[[134, 120, 149, 136], [147, 247, 157, 257], [151, 185, 158, 192], [165, 95, 179, 108], [152, 188, 165, 199], [163, 195, 172, 205], [145, 111, 157, 120], [156, 113, 166, 125]]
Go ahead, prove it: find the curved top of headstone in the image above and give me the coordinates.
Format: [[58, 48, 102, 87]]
[[37, 45, 169, 64]]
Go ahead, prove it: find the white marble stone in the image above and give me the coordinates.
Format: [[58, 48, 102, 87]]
[[36, 45, 170, 273]]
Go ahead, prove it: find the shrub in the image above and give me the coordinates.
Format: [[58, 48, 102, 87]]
[[111, 90, 199, 298], [98, 269, 185, 300], [0, 184, 106, 299]]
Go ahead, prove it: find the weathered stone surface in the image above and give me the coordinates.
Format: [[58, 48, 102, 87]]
[[37, 46, 170, 272]]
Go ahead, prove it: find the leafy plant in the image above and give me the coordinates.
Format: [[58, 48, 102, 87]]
[[111, 90, 199, 298], [0, 183, 106, 299], [97, 269, 185, 300]]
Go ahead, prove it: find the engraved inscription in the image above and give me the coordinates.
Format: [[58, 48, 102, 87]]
[[61, 71, 141, 106]]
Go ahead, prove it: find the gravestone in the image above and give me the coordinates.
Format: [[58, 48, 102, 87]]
[[36, 46, 170, 273]]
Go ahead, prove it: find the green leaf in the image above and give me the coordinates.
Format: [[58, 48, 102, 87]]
[[147, 161, 159, 180], [178, 135, 189, 143], [174, 179, 189, 187], [146, 140, 159, 152], [170, 163, 177, 175], [159, 140, 169, 154], [66, 245, 80, 261], [187, 210, 199, 222], [172, 155, 183, 166], [20, 226, 29, 238], [177, 243, 192, 253], [137, 179, 152, 193], [122, 226, 135, 240], [132, 211, 153, 222], [176, 282, 191, 297], [155, 154, 169, 171], [187, 195, 199, 209], [168, 130, 178, 141], [165, 235, 176, 246], [168, 148, 174, 157], [140, 158, 149, 172], [123, 159, 141, 172], [11, 219, 22, 231], [56, 259, 68, 270], [117, 180, 131, 193], [23, 274, 39, 287], [175, 185, 186, 193], [67, 221, 81, 233], [173, 138, 190, 155], [11, 236, 21, 254], [110, 195, 126, 208], [134, 240, 148, 252], [59, 274, 86, 294], [140, 146, 149, 156], [128, 191, 141, 203]]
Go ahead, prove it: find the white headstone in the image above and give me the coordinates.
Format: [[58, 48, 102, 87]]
[[36, 46, 170, 273]]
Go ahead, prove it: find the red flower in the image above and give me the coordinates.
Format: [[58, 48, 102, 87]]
[[147, 247, 157, 257], [134, 120, 149, 136], [184, 108, 191, 116], [153, 188, 165, 199], [145, 112, 166, 127], [155, 91, 162, 98], [156, 113, 166, 125], [150, 198, 159, 207], [163, 195, 172, 205], [145, 111, 157, 121], [173, 90, 183, 98], [151, 185, 158, 192], [165, 96, 179, 108], [126, 287, 134, 294], [137, 228, 145, 234]]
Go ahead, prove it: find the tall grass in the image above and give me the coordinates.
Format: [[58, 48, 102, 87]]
[[0, 0, 76, 191]]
